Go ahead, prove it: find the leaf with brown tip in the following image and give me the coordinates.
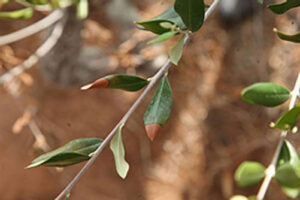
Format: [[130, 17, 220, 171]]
[[81, 74, 149, 92], [144, 74, 173, 141]]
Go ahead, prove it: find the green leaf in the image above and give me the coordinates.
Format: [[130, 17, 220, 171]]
[[284, 140, 300, 166], [275, 163, 300, 188], [110, 123, 129, 179], [26, 138, 103, 168], [106, 74, 149, 91], [174, 0, 205, 32], [282, 187, 300, 199], [25, 0, 48, 5], [136, 6, 186, 35], [169, 34, 186, 65], [257, 0, 264, 4], [77, 0, 88, 19], [278, 141, 292, 167], [0, 8, 33, 19], [241, 82, 290, 107], [268, 0, 300, 14], [274, 28, 300, 43], [147, 31, 178, 45], [276, 140, 300, 189], [279, 140, 300, 177], [144, 74, 173, 126], [234, 161, 266, 187], [273, 105, 300, 131]]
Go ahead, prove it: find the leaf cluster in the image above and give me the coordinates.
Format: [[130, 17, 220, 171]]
[[259, 0, 300, 43], [234, 80, 300, 198]]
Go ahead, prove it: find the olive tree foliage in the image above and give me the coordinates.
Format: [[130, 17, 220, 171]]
[[0, 0, 300, 199]]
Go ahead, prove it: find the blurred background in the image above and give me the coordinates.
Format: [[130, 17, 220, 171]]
[[0, 0, 300, 199]]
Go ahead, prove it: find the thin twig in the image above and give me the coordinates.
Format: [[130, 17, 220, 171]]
[[0, 9, 64, 45], [54, 1, 220, 199], [28, 120, 51, 152], [0, 16, 65, 85], [256, 72, 300, 200]]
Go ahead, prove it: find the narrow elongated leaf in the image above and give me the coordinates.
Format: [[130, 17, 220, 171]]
[[268, 0, 300, 14], [274, 28, 300, 43], [273, 105, 300, 131], [174, 0, 205, 32], [136, 6, 186, 35], [0, 8, 33, 19], [234, 161, 266, 187], [110, 123, 129, 179], [136, 19, 174, 35], [81, 74, 149, 92], [147, 31, 178, 45], [169, 34, 186, 65], [144, 75, 173, 141], [77, 0, 88, 19], [241, 82, 290, 107], [282, 187, 300, 199], [26, 138, 103, 168]]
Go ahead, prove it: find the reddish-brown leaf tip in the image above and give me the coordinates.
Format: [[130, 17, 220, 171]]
[[145, 124, 162, 141], [81, 78, 109, 90]]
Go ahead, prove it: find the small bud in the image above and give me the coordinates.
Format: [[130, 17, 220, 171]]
[[89, 152, 95, 157], [270, 122, 275, 128], [284, 124, 291, 130], [145, 124, 162, 141], [81, 78, 109, 90], [292, 126, 298, 134], [159, 22, 173, 29]]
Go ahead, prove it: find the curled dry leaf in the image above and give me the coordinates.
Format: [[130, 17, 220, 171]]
[[81, 78, 109, 90]]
